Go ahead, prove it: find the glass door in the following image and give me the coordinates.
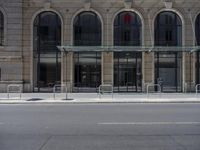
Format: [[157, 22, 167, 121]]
[[155, 52, 182, 92], [196, 52, 200, 85], [114, 52, 142, 92], [74, 52, 101, 92]]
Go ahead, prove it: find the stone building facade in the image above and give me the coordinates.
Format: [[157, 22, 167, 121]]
[[0, 0, 200, 93]]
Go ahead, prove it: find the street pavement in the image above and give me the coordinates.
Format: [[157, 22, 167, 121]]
[[0, 103, 200, 150]]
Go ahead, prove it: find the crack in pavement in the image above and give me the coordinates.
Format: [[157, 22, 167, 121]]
[[170, 135, 188, 150], [38, 136, 52, 150]]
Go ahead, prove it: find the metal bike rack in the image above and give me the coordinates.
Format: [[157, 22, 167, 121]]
[[99, 84, 113, 99], [196, 84, 200, 97], [147, 84, 161, 98], [53, 84, 68, 100]]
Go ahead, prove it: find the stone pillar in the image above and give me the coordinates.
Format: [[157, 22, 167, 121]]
[[61, 52, 73, 92], [143, 52, 154, 91], [183, 52, 195, 92], [102, 52, 113, 85]]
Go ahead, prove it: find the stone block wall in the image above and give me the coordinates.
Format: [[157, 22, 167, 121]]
[[0, 0, 23, 92], [0, 0, 199, 92]]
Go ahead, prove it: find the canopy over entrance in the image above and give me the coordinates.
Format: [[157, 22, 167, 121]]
[[57, 46, 200, 52]]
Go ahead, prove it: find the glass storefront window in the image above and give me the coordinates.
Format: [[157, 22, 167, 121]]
[[155, 11, 182, 46], [155, 52, 182, 92], [114, 11, 142, 92], [154, 11, 182, 92], [74, 11, 101, 46], [33, 11, 61, 92], [74, 52, 101, 92], [73, 11, 102, 92], [0, 11, 4, 46], [114, 52, 142, 92], [114, 11, 142, 46], [195, 14, 200, 85], [196, 52, 200, 85]]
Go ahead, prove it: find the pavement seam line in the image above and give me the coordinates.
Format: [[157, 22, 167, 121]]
[[38, 135, 52, 150], [97, 122, 200, 125]]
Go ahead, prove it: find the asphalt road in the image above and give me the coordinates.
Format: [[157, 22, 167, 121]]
[[0, 103, 200, 150]]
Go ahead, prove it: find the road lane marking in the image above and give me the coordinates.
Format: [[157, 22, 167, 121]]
[[98, 122, 200, 125]]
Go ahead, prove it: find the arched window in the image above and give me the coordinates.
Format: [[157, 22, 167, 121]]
[[74, 11, 102, 46], [0, 11, 4, 46], [34, 11, 61, 53], [195, 13, 200, 45], [33, 11, 61, 92], [114, 11, 142, 46], [195, 13, 200, 85], [154, 11, 182, 46]]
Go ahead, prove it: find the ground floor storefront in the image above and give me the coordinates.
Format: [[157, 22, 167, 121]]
[[30, 47, 200, 93]]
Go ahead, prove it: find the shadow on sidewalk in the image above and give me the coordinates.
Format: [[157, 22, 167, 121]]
[[27, 98, 44, 101]]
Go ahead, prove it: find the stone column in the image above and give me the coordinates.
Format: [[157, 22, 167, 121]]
[[183, 52, 195, 92], [102, 52, 113, 85], [61, 52, 73, 93], [143, 52, 154, 92]]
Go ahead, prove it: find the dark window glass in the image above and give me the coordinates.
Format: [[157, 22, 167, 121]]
[[0, 11, 4, 46], [114, 11, 142, 46], [114, 52, 142, 92], [74, 11, 102, 46], [33, 11, 61, 92], [195, 14, 200, 84], [74, 52, 101, 92], [34, 12, 61, 53], [155, 52, 182, 92], [154, 11, 182, 46], [195, 14, 200, 46], [197, 52, 200, 84]]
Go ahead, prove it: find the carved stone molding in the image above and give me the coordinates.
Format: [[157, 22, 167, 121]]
[[44, 2, 51, 10], [84, 0, 91, 11], [162, 0, 173, 9], [124, 0, 132, 9], [0, 56, 22, 62]]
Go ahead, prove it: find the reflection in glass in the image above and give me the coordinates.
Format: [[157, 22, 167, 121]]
[[154, 11, 182, 92], [196, 52, 200, 85], [155, 52, 182, 92], [74, 52, 101, 92], [114, 11, 142, 46], [114, 52, 142, 92], [73, 11, 102, 92], [195, 13, 200, 46], [0, 11, 4, 46], [155, 11, 182, 46], [195, 14, 200, 84], [74, 11, 101, 46], [113, 11, 142, 92], [33, 11, 61, 92]]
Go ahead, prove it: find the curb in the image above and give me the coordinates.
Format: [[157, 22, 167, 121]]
[[0, 100, 200, 104]]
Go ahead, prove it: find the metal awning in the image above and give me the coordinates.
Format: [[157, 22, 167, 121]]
[[57, 46, 200, 52]]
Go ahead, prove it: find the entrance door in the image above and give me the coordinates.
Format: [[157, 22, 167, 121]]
[[74, 52, 101, 92], [196, 52, 200, 85], [155, 52, 182, 92], [114, 52, 142, 92]]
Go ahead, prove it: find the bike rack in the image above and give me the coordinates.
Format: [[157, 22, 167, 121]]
[[195, 84, 200, 97], [99, 84, 113, 99], [147, 84, 161, 98], [53, 84, 68, 100]]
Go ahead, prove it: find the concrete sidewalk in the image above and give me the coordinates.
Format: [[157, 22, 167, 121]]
[[0, 93, 200, 104]]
